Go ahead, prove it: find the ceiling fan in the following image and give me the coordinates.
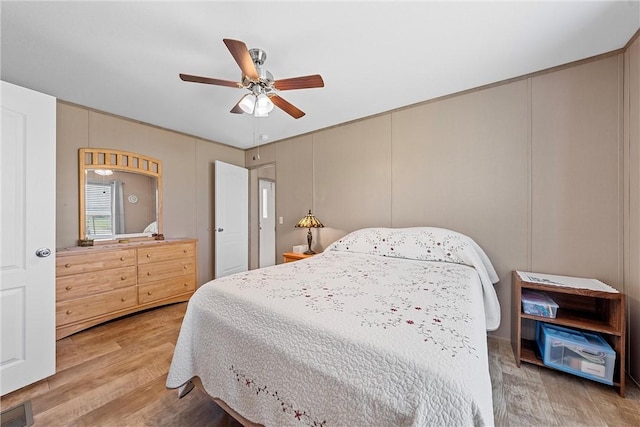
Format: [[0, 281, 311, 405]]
[[179, 38, 324, 119]]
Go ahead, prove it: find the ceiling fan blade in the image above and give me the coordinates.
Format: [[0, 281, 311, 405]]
[[179, 73, 241, 88], [269, 95, 305, 119], [223, 38, 259, 80], [273, 74, 324, 91], [230, 99, 244, 114]]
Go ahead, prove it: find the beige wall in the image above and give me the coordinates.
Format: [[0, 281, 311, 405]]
[[56, 103, 245, 284], [314, 116, 393, 247], [625, 34, 640, 383], [274, 135, 313, 258], [271, 54, 627, 348], [530, 57, 624, 286]]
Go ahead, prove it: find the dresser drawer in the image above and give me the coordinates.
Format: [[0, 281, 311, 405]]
[[137, 258, 195, 284], [56, 249, 136, 276], [137, 242, 195, 265], [56, 287, 138, 326], [138, 277, 196, 304], [56, 266, 137, 301]]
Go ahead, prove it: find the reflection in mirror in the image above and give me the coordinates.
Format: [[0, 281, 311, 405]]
[[85, 169, 158, 239], [79, 148, 162, 243]]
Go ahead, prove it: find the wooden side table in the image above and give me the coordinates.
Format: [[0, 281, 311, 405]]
[[282, 252, 315, 263], [511, 271, 626, 396]]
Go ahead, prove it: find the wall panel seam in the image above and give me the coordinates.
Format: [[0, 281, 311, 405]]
[[389, 113, 393, 226], [527, 77, 533, 272]]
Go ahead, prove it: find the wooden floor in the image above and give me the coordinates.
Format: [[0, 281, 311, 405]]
[[1, 302, 638, 426]]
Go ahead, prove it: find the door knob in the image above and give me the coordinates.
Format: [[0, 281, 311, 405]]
[[35, 248, 52, 258], [217, 228, 224, 232]]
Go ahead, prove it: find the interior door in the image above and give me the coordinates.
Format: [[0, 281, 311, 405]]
[[259, 179, 276, 268], [214, 161, 248, 278], [1, 81, 56, 395]]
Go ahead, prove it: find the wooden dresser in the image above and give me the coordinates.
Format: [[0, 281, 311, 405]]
[[55, 238, 197, 339]]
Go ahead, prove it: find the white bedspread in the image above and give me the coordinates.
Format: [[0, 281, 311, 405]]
[[167, 227, 499, 426]]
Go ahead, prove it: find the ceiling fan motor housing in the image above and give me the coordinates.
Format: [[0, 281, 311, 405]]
[[249, 48, 267, 66], [245, 48, 274, 89]]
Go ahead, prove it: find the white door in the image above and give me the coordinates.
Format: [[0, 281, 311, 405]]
[[259, 179, 276, 268], [214, 161, 248, 278], [1, 81, 56, 395]]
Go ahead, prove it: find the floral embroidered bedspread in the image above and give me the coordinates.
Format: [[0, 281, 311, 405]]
[[167, 227, 500, 427]]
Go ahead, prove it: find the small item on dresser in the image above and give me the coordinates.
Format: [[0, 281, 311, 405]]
[[78, 239, 94, 247], [535, 322, 615, 385], [154, 234, 165, 240], [292, 245, 306, 254], [521, 289, 559, 318]]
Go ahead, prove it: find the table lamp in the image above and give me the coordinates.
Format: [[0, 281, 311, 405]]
[[295, 209, 324, 254]]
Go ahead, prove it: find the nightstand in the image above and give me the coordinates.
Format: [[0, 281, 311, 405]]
[[511, 271, 626, 396], [282, 252, 315, 263]]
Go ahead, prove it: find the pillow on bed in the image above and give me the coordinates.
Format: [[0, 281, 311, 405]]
[[327, 227, 481, 266]]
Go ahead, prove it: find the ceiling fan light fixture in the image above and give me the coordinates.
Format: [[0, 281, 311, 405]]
[[94, 169, 114, 176], [255, 93, 274, 117], [239, 94, 256, 114]]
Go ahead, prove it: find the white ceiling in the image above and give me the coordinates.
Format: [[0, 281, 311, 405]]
[[2, 1, 639, 149]]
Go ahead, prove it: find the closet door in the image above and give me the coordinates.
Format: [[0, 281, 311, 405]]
[[1, 81, 56, 395]]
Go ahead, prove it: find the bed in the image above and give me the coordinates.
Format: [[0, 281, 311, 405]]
[[166, 227, 500, 426]]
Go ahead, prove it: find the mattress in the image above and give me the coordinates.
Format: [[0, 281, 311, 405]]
[[167, 227, 500, 426]]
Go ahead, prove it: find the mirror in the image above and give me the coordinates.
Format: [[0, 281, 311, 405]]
[[79, 148, 162, 243]]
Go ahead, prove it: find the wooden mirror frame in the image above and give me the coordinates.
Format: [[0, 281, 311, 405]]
[[79, 148, 163, 243]]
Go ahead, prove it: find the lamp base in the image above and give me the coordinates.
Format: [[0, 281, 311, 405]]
[[305, 229, 315, 256]]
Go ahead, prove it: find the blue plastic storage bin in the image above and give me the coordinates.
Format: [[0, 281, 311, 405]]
[[535, 322, 615, 385]]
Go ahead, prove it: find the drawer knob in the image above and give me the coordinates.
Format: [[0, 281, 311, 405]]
[[183, 283, 188, 287], [146, 254, 151, 258], [183, 265, 187, 269], [65, 263, 71, 268], [147, 272, 151, 276], [121, 297, 126, 302], [183, 250, 187, 253], [65, 285, 72, 291], [120, 257, 125, 261], [121, 276, 126, 280], [147, 291, 152, 295], [66, 310, 72, 315]]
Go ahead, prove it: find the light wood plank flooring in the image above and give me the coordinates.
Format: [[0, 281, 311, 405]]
[[1, 302, 638, 426]]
